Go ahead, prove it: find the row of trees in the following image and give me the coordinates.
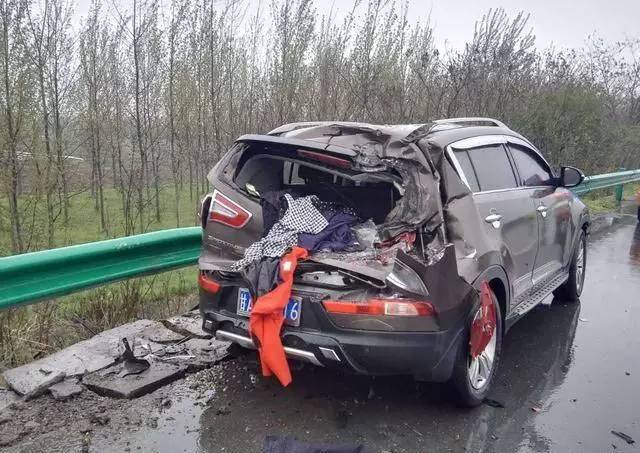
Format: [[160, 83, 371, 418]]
[[1, 0, 639, 254]]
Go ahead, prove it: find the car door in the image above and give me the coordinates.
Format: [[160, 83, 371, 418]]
[[449, 137, 539, 309], [506, 141, 574, 287]]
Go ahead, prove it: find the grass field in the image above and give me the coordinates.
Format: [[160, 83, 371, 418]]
[[581, 183, 640, 214]]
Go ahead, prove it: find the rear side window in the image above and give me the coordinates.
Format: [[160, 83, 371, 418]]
[[508, 144, 553, 187], [452, 149, 480, 192], [466, 144, 518, 192]]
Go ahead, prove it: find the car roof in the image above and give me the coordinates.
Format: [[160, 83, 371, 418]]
[[268, 119, 536, 151]]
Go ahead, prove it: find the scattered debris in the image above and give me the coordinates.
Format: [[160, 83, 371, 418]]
[[90, 414, 110, 426], [146, 417, 158, 428], [119, 338, 151, 378], [482, 398, 505, 408], [2, 320, 158, 396], [49, 378, 84, 401], [161, 311, 213, 339], [611, 431, 635, 445], [139, 323, 186, 344], [83, 360, 187, 399]]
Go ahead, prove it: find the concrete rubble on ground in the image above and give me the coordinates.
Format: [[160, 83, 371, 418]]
[[0, 312, 230, 405], [49, 378, 84, 401]]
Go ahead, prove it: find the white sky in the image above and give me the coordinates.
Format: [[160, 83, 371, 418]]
[[74, 0, 640, 51]]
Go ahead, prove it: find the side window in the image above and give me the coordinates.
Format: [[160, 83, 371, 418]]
[[508, 144, 553, 187], [466, 144, 518, 192], [452, 149, 480, 192]]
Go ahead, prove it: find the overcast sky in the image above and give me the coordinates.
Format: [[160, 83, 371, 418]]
[[75, 0, 639, 51], [325, 0, 640, 50]]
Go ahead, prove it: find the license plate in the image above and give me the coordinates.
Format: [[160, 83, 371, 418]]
[[236, 288, 302, 327]]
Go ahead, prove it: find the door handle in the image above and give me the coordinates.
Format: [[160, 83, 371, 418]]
[[537, 205, 548, 218], [485, 213, 503, 228]]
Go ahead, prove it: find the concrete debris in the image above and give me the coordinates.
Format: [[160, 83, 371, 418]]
[[21, 370, 65, 400], [0, 388, 20, 412], [49, 378, 84, 401], [83, 360, 188, 399], [139, 323, 186, 344], [161, 310, 213, 339], [2, 313, 229, 403], [2, 320, 157, 395]]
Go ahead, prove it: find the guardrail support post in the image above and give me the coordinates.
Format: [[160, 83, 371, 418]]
[[615, 167, 626, 207]]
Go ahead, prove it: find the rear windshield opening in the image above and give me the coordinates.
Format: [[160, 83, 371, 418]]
[[232, 146, 401, 225]]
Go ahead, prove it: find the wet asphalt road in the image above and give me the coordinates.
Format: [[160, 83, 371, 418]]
[[186, 215, 640, 453], [67, 215, 640, 453]]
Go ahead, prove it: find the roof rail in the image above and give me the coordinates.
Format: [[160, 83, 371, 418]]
[[433, 117, 508, 129]]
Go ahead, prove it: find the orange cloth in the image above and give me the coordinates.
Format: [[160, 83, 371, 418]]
[[249, 247, 308, 386]]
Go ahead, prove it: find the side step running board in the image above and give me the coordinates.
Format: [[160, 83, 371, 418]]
[[215, 330, 324, 367]]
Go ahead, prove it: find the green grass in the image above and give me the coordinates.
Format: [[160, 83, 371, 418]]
[[0, 184, 205, 368], [581, 182, 640, 214], [0, 184, 203, 256]]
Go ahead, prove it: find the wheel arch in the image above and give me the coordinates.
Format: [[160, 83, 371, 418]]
[[471, 265, 510, 330]]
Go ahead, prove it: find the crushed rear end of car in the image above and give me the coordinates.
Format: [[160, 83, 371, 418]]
[[198, 122, 479, 381]]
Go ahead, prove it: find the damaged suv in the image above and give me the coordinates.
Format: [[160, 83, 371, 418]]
[[198, 118, 589, 406]]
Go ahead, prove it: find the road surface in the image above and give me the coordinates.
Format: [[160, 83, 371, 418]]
[[3, 214, 640, 453]]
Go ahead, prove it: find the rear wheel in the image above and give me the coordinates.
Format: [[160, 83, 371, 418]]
[[449, 289, 502, 407], [554, 231, 586, 302]]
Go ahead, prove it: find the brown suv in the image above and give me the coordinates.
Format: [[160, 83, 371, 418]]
[[198, 118, 589, 406]]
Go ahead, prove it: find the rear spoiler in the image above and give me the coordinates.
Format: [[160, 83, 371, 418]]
[[235, 134, 357, 158]]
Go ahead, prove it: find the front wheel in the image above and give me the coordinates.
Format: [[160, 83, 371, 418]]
[[554, 231, 586, 302], [448, 288, 503, 407]]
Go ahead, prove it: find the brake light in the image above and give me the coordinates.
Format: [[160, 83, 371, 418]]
[[198, 272, 220, 293], [322, 298, 435, 317], [208, 189, 252, 229], [297, 149, 351, 169]]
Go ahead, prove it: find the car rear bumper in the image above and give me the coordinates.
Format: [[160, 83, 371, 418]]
[[200, 297, 465, 382]]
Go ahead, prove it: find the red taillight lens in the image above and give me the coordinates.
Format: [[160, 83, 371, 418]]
[[208, 189, 252, 229], [322, 298, 435, 317], [198, 272, 220, 294]]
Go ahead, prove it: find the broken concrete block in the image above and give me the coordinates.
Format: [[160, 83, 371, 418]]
[[2, 320, 158, 395], [49, 378, 84, 401], [82, 360, 187, 399], [161, 311, 212, 339], [22, 370, 65, 400], [139, 323, 185, 344]]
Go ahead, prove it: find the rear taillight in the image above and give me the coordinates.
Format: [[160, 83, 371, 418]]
[[322, 298, 435, 317], [198, 272, 220, 293], [208, 189, 252, 229]]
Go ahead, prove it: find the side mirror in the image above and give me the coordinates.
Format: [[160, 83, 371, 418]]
[[559, 166, 585, 188]]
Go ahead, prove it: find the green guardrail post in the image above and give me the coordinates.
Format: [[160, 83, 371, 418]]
[[615, 167, 626, 206]]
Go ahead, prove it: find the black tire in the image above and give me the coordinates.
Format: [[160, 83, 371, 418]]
[[554, 231, 586, 302], [448, 289, 503, 408]]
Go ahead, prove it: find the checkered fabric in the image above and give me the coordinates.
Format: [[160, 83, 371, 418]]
[[231, 194, 328, 271]]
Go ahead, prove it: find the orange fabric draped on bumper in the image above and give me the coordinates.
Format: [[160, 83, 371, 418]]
[[249, 247, 308, 386]]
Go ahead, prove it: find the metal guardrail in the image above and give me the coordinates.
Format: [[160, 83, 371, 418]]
[[572, 169, 640, 197], [0, 169, 638, 310], [0, 227, 202, 310]]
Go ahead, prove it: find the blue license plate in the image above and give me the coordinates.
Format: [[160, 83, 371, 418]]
[[236, 288, 302, 327]]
